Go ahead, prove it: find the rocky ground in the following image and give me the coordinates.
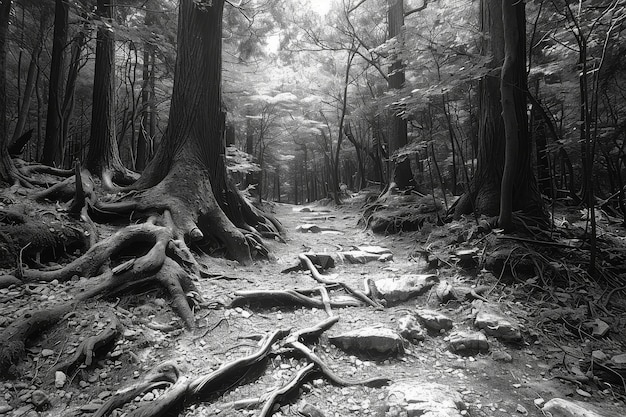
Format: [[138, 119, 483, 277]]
[[1, 192, 626, 417]]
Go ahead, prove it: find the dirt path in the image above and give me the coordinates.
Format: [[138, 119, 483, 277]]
[[2, 200, 625, 417]]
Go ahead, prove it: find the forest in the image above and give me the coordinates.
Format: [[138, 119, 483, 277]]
[[0, 0, 625, 416]]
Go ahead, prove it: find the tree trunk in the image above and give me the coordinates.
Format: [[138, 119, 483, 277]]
[[387, 0, 414, 190], [136, 2, 156, 172], [122, 0, 283, 263], [42, 0, 69, 167], [453, 0, 544, 223], [11, 9, 50, 146], [85, 0, 132, 183], [0, 0, 14, 185]]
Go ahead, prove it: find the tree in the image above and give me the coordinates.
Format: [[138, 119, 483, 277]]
[[84, 0, 134, 183], [452, 0, 544, 227], [41, 0, 69, 167], [110, 0, 280, 263], [386, 0, 415, 190], [0, 0, 12, 185]]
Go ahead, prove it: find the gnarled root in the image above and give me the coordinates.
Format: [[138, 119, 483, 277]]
[[52, 313, 121, 374]]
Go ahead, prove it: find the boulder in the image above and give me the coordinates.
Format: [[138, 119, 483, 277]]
[[329, 326, 404, 357], [415, 309, 453, 333], [448, 331, 489, 355], [473, 301, 522, 342], [374, 274, 438, 304], [542, 398, 621, 417], [384, 380, 465, 417]]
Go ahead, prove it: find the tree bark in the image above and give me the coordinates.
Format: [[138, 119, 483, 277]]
[[387, 0, 415, 190], [42, 0, 69, 167], [453, 0, 544, 224], [121, 0, 283, 263], [0, 0, 16, 186], [11, 8, 50, 146], [85, 0, 132, 183]]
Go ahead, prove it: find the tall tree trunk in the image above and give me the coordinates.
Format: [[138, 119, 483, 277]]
[[136, 2, 156, 171], [11, 9, 50, 145], [387, 0, 415, 190], [125, 0, 281, 263], [0, 0, 14, 185], [85, 0, 132, 184], [453, 0, 543, 224], [42, 0, 69, 167]]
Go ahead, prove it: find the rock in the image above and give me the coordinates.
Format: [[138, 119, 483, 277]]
[[341, 250, 392, 264], [448, 331, 489, 355], [473, 302, 522, 342], [40, 349, 54, 357], [298, 402, 326, 417], [398, 315, 425, 342], [80, 403, 104, 412], [492, 350, 513, 362], [0, 405, 13, 414], [54, 371, 67, 389], [295, 224, 322, 233], [384, 380, 465, 417], [329, 326, 404, 357], [415, 309, 453, 332], [0, 274, 21, 289], [435, 280, 455, 302], [584, 318, 610, 337], [29, 390, 49, 410], [374, 274, 439, 304], [612, 353, 626, 365], [542, 398, 619, 417]]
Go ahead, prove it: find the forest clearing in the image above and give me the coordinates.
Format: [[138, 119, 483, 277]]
[[0, 0, 626, 416]]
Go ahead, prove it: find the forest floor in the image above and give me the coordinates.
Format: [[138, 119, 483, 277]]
[[1, 190, 626, 417]]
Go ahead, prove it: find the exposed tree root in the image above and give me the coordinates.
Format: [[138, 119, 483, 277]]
[[96, 318, 390, 417], [0, 303, 75, 375], [52, 313, 121, 374], [93, 362, 180, 417], [0, 211, 209, 373], [231, 289, 363, 309], [298, 253, 384, 309]]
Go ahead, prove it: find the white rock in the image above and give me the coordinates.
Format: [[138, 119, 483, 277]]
[[54, 371, 67, 389]]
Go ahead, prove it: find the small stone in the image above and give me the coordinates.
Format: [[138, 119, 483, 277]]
[[516, 404, 528, 415], [80, 403, 104, 412], [533, 398, 545, 407], [54, 371, 67, 389], [40, 349, 54, 357], [98, 391, 112, 400], [492, 350, 512, 362], [299, 402, 326, 417], [88, 374, 99, 383], [398, 314, 426, 342], [29, 390, 49, 410], [0, 405, 13, 414], [141, 392, 155, 401], [591, 350, 607, 361], [611, 353, 626, 365], [79, 380, 90, 388]]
